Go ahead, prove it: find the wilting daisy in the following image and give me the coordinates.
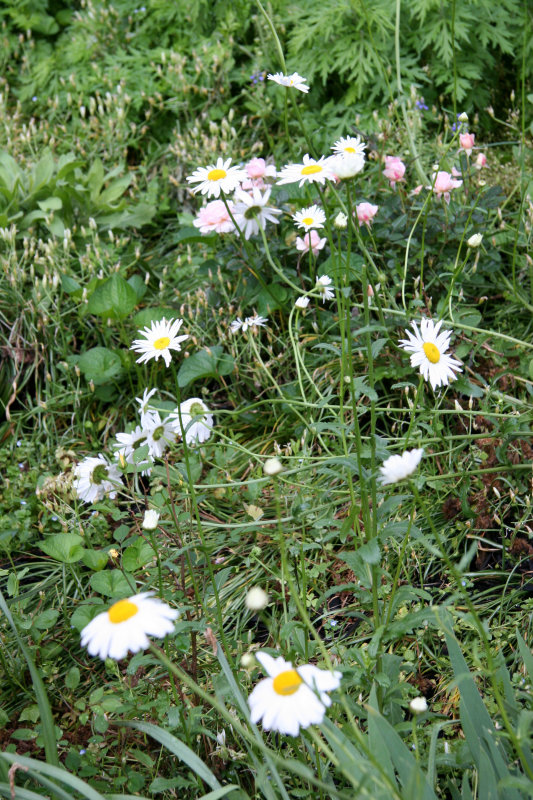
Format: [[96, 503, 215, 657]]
[[327, 150, 365, 179], [135, 387, 158, 425], [316, 275, 335, 302], [193, 199, 235, 234], [143, 411, 176, 459], [230, 315, 268, 333], [80, 592, 178, 661], [186, 157, 246, 198], [296, 230, 327, 255], [113, 425, 153, 476], [277, 154, 334, 187], [292, 204, 326, 232], [131, 318, 188, 368], [232, 187, 281, 239], [169, 397, 214, 446], [331, 135, 366, 157], [74, 454, 123, 504], [248, 651, 341, 736], [379, 448, 424, 485], [399, 319, 462, 390], [267, 72, 309, 93]]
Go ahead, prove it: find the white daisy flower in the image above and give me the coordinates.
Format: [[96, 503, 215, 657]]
[[135, 387, 158, 425], [130, 318, 188, 368], [142, 509, 160, 530], [248, 651, 341, 736], [277, 154, 334, 187], [316, 275, 335, 303], [267, 72, 309, 93], [292, 204, 326, 232], [379, 448, 424, 485], [399, 319, 462, 390], [143, 411, 176, 459], [186, 157, 246, 198], [232, 187, 281, 240], [80, 592, 178, 661], [74, 454, 123, 504], [169, 397, 214, 446], [331, 135, 366, 157], [231, 315, 269, 333], [113, 426, 153, 476], [295, 296, 310, 309], [327, 152, 365, 179]]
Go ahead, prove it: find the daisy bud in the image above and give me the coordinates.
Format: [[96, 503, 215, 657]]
[[245, 586, 269, 611], [409, 697, 428, 714], [467, 233, 483, 248], [295, 296, 310, 309], [263, 457, 283, 476], [334, 211, 348, 229], [142, 509, 160, 530], [241, 652, 255, 668], [458, 112, 469, 123]]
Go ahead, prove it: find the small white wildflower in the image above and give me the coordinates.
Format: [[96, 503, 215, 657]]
[[142, 509, 160, 530], [467, 233, 483, 248], [409, 697, 428, 714], [295, 296, 310, 309], [245, 587, 269, 611], [263, 457, 283, 476]]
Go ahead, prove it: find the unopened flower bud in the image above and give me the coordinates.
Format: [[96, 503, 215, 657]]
[[467, 233, 483, 248], [410, 697, 428, 714], [142, 509, 160, 530], [245, 586, 269, 611], [334, 212, 348, 229], [263, 457, 283, 476], [458, 112, 469, 123]]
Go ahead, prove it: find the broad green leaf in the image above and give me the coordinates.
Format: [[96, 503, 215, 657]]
[[77, 347, 123, 385], [38, 533, 85, 563], [122, 540, 155, 572], [177, 346, 234, 388], [37, 196, 62, 211], [30, 150, 54, 193], [81, 549, 109, 571], [98, 175, 131, 206], [65, 667, 80, 690], [90, 569, 133, 598], [32, 608, 59, 630], [87, 274, 138, 319], [133, 307, 174, 329]]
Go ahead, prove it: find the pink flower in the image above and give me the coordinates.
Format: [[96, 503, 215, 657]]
[[383, 156, 406, 188], [431, 171, 463, 204], [193, 200, 235, 234], [242, 157, 277, 189], [411, 184, 423, 196], [475, 153, 487, 169], [296, 230, 327, 255], [356, 202, 379, 226], [459, 133, 475, 156]]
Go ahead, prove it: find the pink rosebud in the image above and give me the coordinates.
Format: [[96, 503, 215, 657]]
[[193, 200, 235, 234], [241, 157, 277, 189], [383, 156, 406, 188], [431, 171, 463, 204], [296, 229, 327, 255], [459, 132, 475, 155], [356, 202, 379, 226], [475, 152, 487, 169], [411, 184, 423, 196]]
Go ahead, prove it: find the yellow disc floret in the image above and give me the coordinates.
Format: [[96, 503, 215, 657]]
[[301, 164, 322, 176], [153, 336, 171, 350], [207, 168, 227, 181], [302, 217, 314, 226], [423, 342, 441, 363], [108, 599, 139, 624], [272, 669, 303, 696]]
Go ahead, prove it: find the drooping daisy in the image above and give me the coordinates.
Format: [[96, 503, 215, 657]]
[[230, 315, 269, 334], [143, 411, 176, 459], [74, 454, 123, 504], [267, 72, 309, 93], [113, 425, 153, 476], [295, 230, 327, 255], [135, 387, 158, 426], [379, 448, 424, 485], [170, 397, 214, 446], [295, 296, 310, 309], [331, 135, 366, 157], [316, 274, 335, 302], [292, 204, 326, 232], [277, 154, 334, 188], [399, 319, 462, 390], [186, 157, 246, 198], [193, 199, 235, 234], [80, 592, 178, 661], [248, 651, 341, 736], [232, 187, 281, 240], [130, 318, 188, 368]]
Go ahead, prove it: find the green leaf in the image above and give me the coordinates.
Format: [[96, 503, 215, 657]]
[[32, 608, 59, 630], [65, 667, 80, 690], [30, 151, 54, 193], [77, 347, 123, 385], [122, 540, 155, 572], [87, 274, 138, 319], [89, 569, 133, 598], [127, 274, 147, 302], [177, 346, 234, 388], [38, 533, 85, 563], [98, 175, 131, 206], [357, 538, 381, 565], [81, 549, 109, 571], [133, 307, 174, 329], [70, 602, 104, 632]]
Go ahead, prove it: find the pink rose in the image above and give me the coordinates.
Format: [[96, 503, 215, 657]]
[[459, 132, 475, 155], [383, 156, 406, 188], [193, 200, 235, 234], [356, 202, 379, 226], [475, 153, 487, 169], [296, 229, 327, 255], [431, 171, 463, 204]]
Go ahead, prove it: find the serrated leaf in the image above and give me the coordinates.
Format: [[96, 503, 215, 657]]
[[38, 533, 85, 563]]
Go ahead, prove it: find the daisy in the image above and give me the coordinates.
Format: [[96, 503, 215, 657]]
[[80, 592, 178, 661], [135, 387, 158, 426], [292, 204, 326, 232], [186, 157, 246, 198], [193, 199, 235, 234], [295, 230, 327, 255], [267, 72, 309, 93], [277, 154, 334, 188], [169, 397, 214, 446], [74, 454, 123, 504], [113, 426, 153, 476], [130, 318, 188, 368], [295, 296, 310, 309], [231, 315, 268, 333], [399, 319, 462, 390], [248, 651, 341, 736], [143, 411, 176, 459], [316, 275, 334, 302], [379, 448, 424, 485], [232, 187, 281, 239], [331, 135, 366, 157]]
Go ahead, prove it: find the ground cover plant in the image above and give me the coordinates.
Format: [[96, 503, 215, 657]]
[[0, 1, 532, 799]]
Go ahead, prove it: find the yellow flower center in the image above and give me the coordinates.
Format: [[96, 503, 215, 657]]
[[272, 669, 303, 696], [423, 342, 441, 363], [153, 336, 171, 350], [207, 168, 227, 182], [302, 217, 314, 226], [301, 164, 322, 176], [108, 599, 138, 624], [344, 146, 356, 153]]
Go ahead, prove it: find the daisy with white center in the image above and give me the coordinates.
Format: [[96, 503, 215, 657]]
[[131, 318, 188, 368], [74, 454, 123, 504], [248, 651, 341, 737], [267, 72, 309, 93], [231, 315, 269, 333], [331, 135, 366, 157], [292, 204, 326, 232], [277, 154, 334, 188], [399, 319, 462, 390], [143, 411, 176, 459], [232, 187, 281, 240], [379, 448, 424, 485], [169, 397, 214, 446], [186, 157, 246, 198], [80, 592, 178, 661], [316, 275, 335, 303]]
